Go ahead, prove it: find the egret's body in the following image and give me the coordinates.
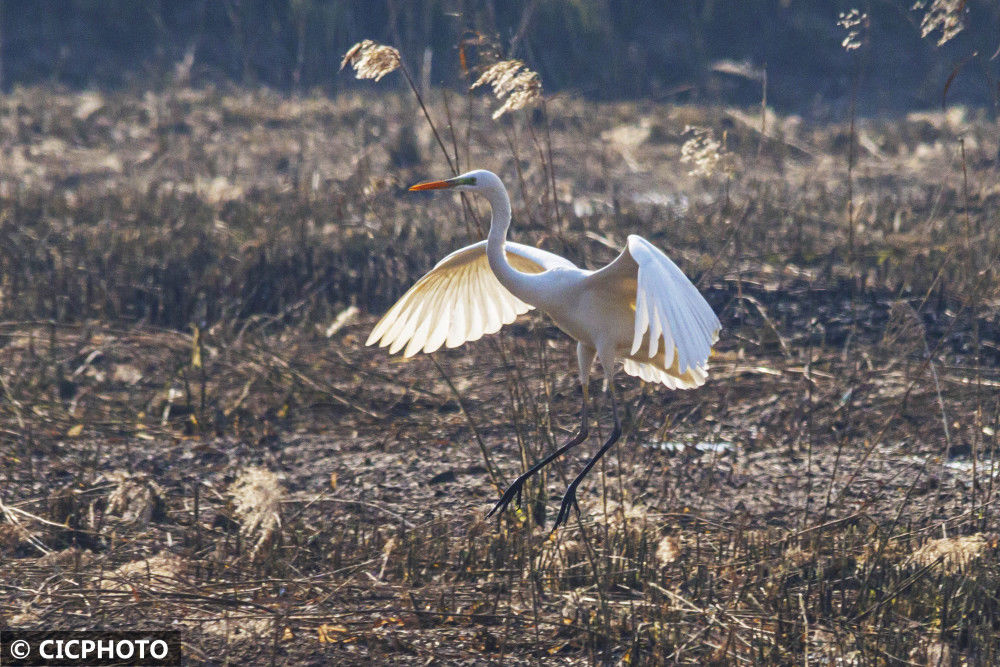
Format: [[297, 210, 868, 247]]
[[367, 170, 720, 528]]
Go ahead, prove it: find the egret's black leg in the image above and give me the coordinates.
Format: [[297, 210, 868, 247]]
[[488, 343, 596, 520], [487, 417, 588, 519], [553, 386, 621, 530]]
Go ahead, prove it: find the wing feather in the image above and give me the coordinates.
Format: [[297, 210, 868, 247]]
[[423, 288, 453, 354], [471, 265, 491, 340], [408, 271, 456, 356], [664, 282, 695, 372], [445, 273, 468, 349], [367, 239, 574, 356], [369, 282, 414, 346], [588, 234, 720, 386], [647, 298, 663, 359], [460, 265, 483, 345], [631, 287, 649, 356], [626, 235, 719, 375], [479, 264, 506, 335], [386, 294, 426, 355], [405, 273, 451, 356]]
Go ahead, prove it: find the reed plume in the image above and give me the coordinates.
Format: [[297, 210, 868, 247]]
[[471, 60, 542, 119], [340, 40, 401, 82]]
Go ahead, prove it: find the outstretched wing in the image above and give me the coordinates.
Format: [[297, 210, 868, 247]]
[[590, 234, 720, 383], [366, 240, 576, 357]]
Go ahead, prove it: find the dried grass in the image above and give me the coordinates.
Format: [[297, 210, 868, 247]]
[[100, 552, 191, 592], [597, 498, 651, 535], [838, 9, 868, 51], [471, 60, 542, 119], [36, 546, 96, 569], [880, 301, 927, 358], [197, 615, 274, 643], [680, 125, 728, 177], [655, 535, 680, 567], [229, 467, 286, 563], [340, 40, 401, 82], [105, 471, 166, 524], [912, 0, 965, 46], [0, 85, 998, 664], [906, 533, 996, 575]]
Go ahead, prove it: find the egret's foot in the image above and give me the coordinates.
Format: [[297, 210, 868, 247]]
[[487, 475, 528, 519], [552, 483, 581, 530]]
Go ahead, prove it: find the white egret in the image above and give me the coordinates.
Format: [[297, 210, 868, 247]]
[[367, 170, 721, 528]]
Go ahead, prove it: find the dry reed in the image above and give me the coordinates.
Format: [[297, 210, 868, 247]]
[[471, 60, 542, 119], [340, 40, 401, 82]]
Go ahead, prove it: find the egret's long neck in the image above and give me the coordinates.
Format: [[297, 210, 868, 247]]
[[484, 185, 540, 305]]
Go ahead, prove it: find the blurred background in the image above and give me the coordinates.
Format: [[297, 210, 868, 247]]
[[3, 0, 998, 115]]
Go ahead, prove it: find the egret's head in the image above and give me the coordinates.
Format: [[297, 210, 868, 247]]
[[408, 169, 499, 193]]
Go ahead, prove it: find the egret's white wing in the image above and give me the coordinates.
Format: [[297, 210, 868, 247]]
[[622, 356, 708, 389], [367, 240, 575, 357], [589, 234, 720, 384]]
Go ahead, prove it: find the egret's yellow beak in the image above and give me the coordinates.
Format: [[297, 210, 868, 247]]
[[408, 179, 455, 191]]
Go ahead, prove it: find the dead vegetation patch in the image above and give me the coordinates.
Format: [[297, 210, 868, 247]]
[[0, 84, 997, 663]]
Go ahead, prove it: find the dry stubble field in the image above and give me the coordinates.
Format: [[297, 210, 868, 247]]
[[1, 84, 999, 664]]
